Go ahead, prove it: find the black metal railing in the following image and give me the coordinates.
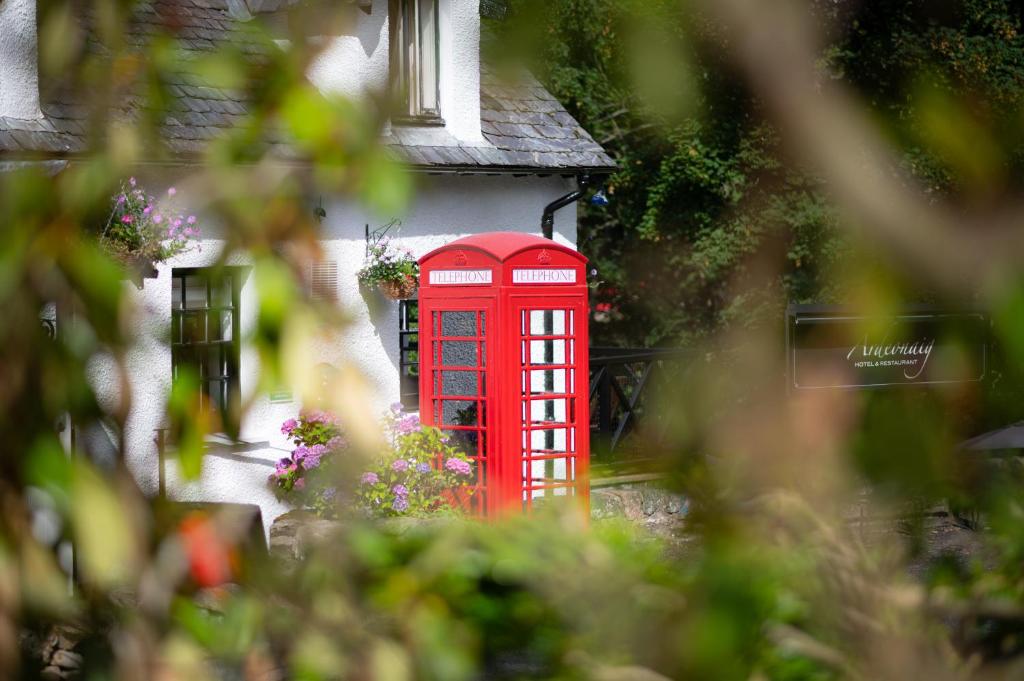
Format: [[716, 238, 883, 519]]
[[589, 347, 695, 455]]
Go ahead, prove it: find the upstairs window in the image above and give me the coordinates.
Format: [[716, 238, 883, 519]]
[[391, 0, 441, 123], [171, 268, 241, 418]]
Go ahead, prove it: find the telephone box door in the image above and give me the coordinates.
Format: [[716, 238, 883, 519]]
[[419, 297, 497, 516], [507, 296, 589, 512]]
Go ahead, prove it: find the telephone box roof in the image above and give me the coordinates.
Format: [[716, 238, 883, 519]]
[[419, 232, 588, 264]]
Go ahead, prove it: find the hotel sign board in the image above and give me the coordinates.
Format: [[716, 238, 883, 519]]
[[786, 306, 988, 390]]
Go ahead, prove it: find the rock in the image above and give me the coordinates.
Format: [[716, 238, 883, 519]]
[[51, 649, 83, 670], [40, 665, 65, 680], [666, 495, 687, 515], [54, 632, 78, 650], [640, 491, 659, 517], [590, 490, 626, 520], [617, 490, 646, 521]]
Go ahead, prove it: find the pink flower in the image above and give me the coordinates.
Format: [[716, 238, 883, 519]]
[[444, 458, 472, 476], [360, 472, 379, 485], [143, 205, 152, 215], [154, 214, 163, 224], [129, 177, 136, 187], [121, 215, 133, 224], [167, 187, 177, 196], [396, 414, 420, 435], [173, 218, 182, 228], [187, 215, 197, 224], [281, 418, 298, 435], [294, 478, 305, 490], [116, 194, 126, 205]]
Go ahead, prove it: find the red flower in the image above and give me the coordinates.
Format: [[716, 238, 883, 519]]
[[177, 513, 235, 588]]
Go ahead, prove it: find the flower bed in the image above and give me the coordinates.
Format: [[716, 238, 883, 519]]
[[269, 404, 474, 519]]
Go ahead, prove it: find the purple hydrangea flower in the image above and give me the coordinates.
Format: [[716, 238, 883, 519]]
[[303, 444, 327, 469], [281, 418, 298, 435], [360, 472, 379, 485], [415, 462, 431, 474], [392, 496, 409, 512], [390, 402, 404, 415], [395, 414, 420, 436], [303, 409, 337, 425], [392, 484, 407, 496], [444, 458, 472, 476], [391, 459, 409, 472], [323, 487, 338, 501]]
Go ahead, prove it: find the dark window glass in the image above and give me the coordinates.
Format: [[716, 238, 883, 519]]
[[171, 268, 240, 417], [399, 300, 419, 409]]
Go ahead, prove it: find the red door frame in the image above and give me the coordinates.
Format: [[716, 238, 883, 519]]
[[418, 294, 499, 517], [499, 291, 589, 515]]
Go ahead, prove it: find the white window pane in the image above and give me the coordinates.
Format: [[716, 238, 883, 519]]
[[417, 0, 438, 112], [185, 275, 207, 309], [529, 339, 565, 365]]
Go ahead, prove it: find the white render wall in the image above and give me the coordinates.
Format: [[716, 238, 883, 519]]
[[87, 172, 579, 533], [0, 0, 42, 119]]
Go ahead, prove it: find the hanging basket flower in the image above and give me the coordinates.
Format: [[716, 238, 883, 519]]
[[99, 178, 200, 270], [357, 235, 419, 300], [378, 275, 418, 300]]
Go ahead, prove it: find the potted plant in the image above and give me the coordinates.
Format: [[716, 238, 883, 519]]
[[357, 236, 419, 300], [100, 178, 200, 272]]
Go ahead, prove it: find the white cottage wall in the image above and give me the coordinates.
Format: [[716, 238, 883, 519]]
[[90, 172, 579, 534], [0, 0, 42, 119]]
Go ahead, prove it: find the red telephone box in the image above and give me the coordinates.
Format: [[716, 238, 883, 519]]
[[418, 232, 590, 516]]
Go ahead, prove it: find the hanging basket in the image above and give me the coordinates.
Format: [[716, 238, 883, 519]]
[[378, 276, 418, 300]]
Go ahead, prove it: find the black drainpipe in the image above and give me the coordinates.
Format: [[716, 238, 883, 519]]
[[541, 173, 591, 240]]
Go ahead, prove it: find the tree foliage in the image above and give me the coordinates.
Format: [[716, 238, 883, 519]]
[[492, 0, 1024, 345]]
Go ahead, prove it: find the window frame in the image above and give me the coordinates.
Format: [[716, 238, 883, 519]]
[[390, 0, 443, 125], [170, 267, 243, 420], [399, 299, 420, 409]]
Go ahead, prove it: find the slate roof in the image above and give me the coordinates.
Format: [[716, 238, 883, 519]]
[[0, 0, 615, 174]]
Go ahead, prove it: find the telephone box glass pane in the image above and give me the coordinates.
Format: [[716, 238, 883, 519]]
[[531, 428, 567, 452], [530, 369, 566, 394], [449, 430, 479, 457], [529, 339, 565, 365], [442, 370, 478, 396], [528, 310, 565, 335], [441, 311, 476, 337], [530, 398, 567, 424], [442, 400, 478, 426], [441, 341, 477, 366]]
